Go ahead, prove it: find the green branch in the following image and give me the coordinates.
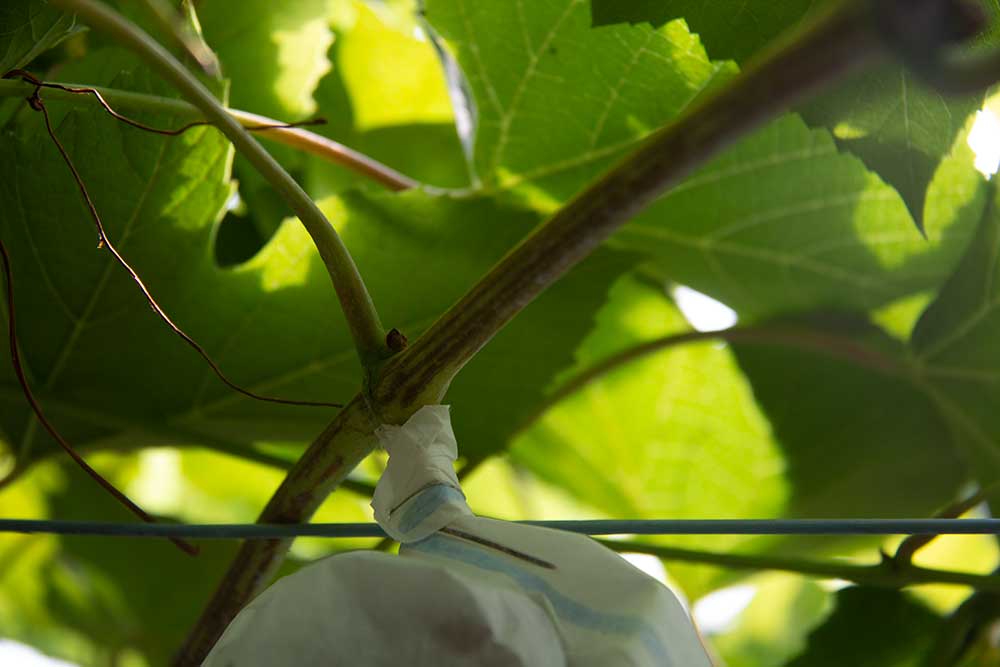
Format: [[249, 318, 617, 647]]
[[174, 396, 380, 666], [598, 540, 1000, 593], [48, 0, 389, 368], [0, 78, 418, 191]]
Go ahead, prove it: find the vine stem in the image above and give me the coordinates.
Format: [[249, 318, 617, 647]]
[[48, 0, 389, 368], [598, 539, 1000, 593], [0, 78, 418, 191]]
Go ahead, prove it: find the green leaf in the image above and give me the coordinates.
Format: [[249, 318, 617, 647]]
[[20, 455, 313, 664], [911, 184, 1000, 490], [221, 1, 468, 261], [511, 273, 781, 515], [425, 0, 737, 201], [510, 277, 967, 594], [614, 114, 986, 319], [0, 0, 77, 73], [334, 1, 454, 132], [198, 0, 332, 120], [708, 575, 832, 667], [798, 64, 984, 229], [195, 0, 332, 260], [589, 0, 822, 62], [0, 50, 626, 469], [509, 274, 783, 593], [0, 447, 374, 665], [0, 49, 233, 462], [733, 316, 967, 522], [303, 4, 469, 197], [786, 587, 941, 667]]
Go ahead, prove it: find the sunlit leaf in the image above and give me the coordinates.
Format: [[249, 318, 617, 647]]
[[799, 65, 985, 229], [198, 0, 331, 120], [615, 114, 986, 319], [425, 0, 737, 201], [706, 575, 832, 667]]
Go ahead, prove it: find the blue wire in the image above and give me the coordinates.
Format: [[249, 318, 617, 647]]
[[1, 518, 999, 539]]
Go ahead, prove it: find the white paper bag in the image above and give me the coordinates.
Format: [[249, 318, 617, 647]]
[[203, 406, 712, 666]]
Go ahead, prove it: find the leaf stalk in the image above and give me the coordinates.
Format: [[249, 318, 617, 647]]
[[0, 78, 418, 191]]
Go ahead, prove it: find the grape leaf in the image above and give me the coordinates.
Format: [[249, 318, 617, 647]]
[[911, 184, 1000, 492], [589, 0, 822, 62], [218, 1, 468, 262], [0, 50, 627, 471], [304, 2, 469, 197], [426, 1, 984, 320], [786, 587, 941, 667], [334, 1, 453, 132], [0, 0, 77, 74], [613, 114, 986, 319], [197, 0, 331, 121], [732, 316, 967, 522], [708, 575, 832, 667], [424, 0, 737, 201], [511, 276, 967, 595], [798, 64, 984, 230], [510, 274, 787, 594]]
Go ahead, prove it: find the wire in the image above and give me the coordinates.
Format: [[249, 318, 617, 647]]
[[3, 518, 1000, 540]]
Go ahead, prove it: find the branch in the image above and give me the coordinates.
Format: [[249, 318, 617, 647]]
[[0, 78, 418, 191], [48, 0, 389, 368], [370, 0, 885, 419], [598, 539, 1000, 594], [172, 396, 380, 665]]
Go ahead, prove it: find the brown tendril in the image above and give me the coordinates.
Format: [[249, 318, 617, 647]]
[[0, 238, 198, 556], [8, 70, 343, 410], [3, 69, 327, 134]]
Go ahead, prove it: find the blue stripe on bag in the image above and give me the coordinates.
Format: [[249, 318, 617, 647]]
[[410, 532, 671, 664], [398, 485, 466, 534]]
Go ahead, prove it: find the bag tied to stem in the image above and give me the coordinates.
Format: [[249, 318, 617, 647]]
[[203, 405, 712, 667]]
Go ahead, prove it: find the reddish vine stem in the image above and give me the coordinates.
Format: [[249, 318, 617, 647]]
[[0, 238, 198, 556], [0, 75, 419, 191], [21, 81, 342, 410], [3, 69, 328, 135]]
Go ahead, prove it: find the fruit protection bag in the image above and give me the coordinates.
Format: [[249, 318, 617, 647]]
[[203, 406, 712, 666]]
